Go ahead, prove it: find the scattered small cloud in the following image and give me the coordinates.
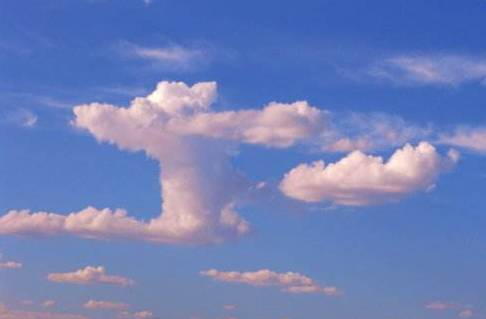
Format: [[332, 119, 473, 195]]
[[426, 301, 474, 318], [119, 310, 154, 319], [223, 304, 237, 311], [0, 304, 87, 319], [1, 108, 37, 128], [119, 41, 210, 71], [201, 268, 340, 296], [369, 54, 486, 86], [42, 300, 56, 308], [83, 300, 129, 311], [0, 261, 23, 269], [0, 252, 23, 270], [47, 266, 135, 287]]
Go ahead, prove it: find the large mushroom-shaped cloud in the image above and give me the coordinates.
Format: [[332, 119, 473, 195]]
[[0, 81, 325, 244]]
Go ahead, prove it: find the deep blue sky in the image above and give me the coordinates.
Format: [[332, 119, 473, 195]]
[[1, 1, 486, 319]]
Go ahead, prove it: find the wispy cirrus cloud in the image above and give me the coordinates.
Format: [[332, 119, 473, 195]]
[[47, 266, 135, 287], [119, 41, 210, 71], [439, 127, 486, 154], [0, 304, 87, 319], [369, 54, 486, 86], [201, 268, 340, 296], [1, 108, 37, 128]]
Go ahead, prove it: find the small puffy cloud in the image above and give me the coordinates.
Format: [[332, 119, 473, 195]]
[[425, 301, 474, 318], [119, 310, 153, 319], [280, 142, 458, 206], [0, 252, 23, 269], [47, 266, 134, 287], [370, 54, 486, 86], [42, 300, 56, 308], [200, 268, 340, 296], [0, 304, 87, 319], [440, 127, 486, 153], [83, 300, 129, 311], [426, 301, 457, 310], [0, 261, 23, 269], [459, 309, 474, 318], [223, 304, 237, 311]]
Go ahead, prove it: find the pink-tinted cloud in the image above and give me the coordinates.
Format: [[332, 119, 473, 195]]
[[83, 300, 129, 311], [0, 304, 87, 319], [119, 310, 154, 319], [0, 81, 326, 244], [47, 266, 134, 287], [42, 300, 56, 308], [201, 268, 340, 296], [0, 261, 23, 269], [280, 142, 458, 206]]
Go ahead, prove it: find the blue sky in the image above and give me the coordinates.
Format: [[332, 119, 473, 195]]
[[1, 1, 486, 319]]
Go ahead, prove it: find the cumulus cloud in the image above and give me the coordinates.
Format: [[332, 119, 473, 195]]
[[426, 301, 458, 310], [439, 127, 486, 153], [47, 266, 134, 286], [280, 142, 459, 206], [425, 301, 474, 318], [0, 81, 327, 244], [200, 269, 340, 296], [119, 310, 153, 319], [370, 54, 486, 86], [459, 309, 474, 318], [223, 304, 237, 311], [42, 300, 56, 308], [0, 261, 23, 269], [0, 304, 87, 319], [83, 300, 129, 311], [0, 252, 23, 269]]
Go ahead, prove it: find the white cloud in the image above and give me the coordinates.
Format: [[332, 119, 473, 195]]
[[121, 42, 208, 71], [119, 310, 153, 319], [426, 301, 457, 310], [0, 81, 327, 244], [370, 54, 486, 86], [0, 304, 87, 319], [439, 127, 486, 153], [425, 301, 474, 318], [223, 304, 237, 311], [1, 108, 37, 128], [319, 112, 430, 153], [42, 300, 56, 308], [459, 309, 474, 318], [47, 266, 134, 286], [0, 261, 23, 269], [200, 269, 340, 296], [280, 142, 458, 206], [83, 300, 129, 311], [0, 252, 23, 269]]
